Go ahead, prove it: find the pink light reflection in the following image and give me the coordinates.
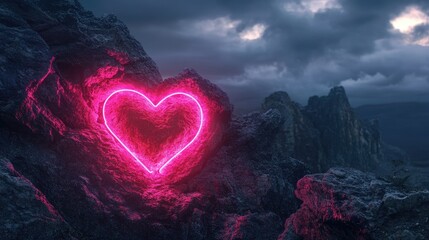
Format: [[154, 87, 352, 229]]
[[102, 89, 204, 175]]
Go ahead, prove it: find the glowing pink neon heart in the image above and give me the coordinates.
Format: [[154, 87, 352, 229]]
[[102, 89, 204, 175]]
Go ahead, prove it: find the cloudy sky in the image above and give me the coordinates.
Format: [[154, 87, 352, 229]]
[[81, 0, 429, 112]]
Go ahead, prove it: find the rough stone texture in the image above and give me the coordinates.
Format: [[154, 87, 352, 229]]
[[304, 87, 382, 171], [279, 168, 429, 240], [0, 0, 161, 130], [261, 92, 323, 172], [262, 88, 384, 173], [0, 0, 427, 239], [0, 157, 74, 239], [0, 0, 233, 182]]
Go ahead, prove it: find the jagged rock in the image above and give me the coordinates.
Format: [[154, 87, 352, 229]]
[[260, 89, 383, 173], [219, 212, 283, 240], [0, 158, 73, 239], [305, 87, 382, 171], [279, 168, 429, 240], [1, 0, 232, 181], [0, 0, 161, 129], [262, 91, 323, 172], [0, 0, 425, 240]]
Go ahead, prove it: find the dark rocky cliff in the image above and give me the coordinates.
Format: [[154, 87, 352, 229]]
[[261, 88, 383, 173], [305, 86, 382, 171], [0, 1, 427, 239], [280, 168, 429, 239]]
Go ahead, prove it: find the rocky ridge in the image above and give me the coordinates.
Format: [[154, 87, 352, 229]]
[[0, 1, 427, 239], [280, 168, 429, 240]]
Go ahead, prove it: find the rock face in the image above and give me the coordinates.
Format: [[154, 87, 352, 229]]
[[0, 157, 73, 239], [262, 88, 383, 173], [0, 0, 161, 127], [304, 87, 382, 171], [0, 0, 427, 239], [279, 168, 429, 240], [261, 92, 323, 172]]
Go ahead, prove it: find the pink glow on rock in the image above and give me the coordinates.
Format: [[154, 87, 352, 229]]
[[107, 49, 130, 65], [102, 89, 204, 176], [84, 65, 121, 89], [17, 54, 229, 184], [280, 172, 368, 240], [81, 184, 104, 210], [6, 161, 61, 219], [87, 75, 220, 183], [229, 215, 248, 239], [286, 176, 350, 238], [16, 56, 67, 138]]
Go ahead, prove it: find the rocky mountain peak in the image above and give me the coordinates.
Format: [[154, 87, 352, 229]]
[[0, 1, 426, 239], [328, 85, 348, 98], [307, 86, 351, 115], [262, 91, 292, 106], [305, 86, 381, 171]]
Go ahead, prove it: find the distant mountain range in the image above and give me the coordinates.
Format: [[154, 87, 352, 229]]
[[355, 102, 429, 169]]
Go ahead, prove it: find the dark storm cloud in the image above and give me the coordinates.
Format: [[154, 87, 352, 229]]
[[82, 0, 220, 25], [81, 0, 429, 112]]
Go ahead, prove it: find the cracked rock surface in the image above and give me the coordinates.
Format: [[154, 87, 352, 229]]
[[0, 1, 427, 239]]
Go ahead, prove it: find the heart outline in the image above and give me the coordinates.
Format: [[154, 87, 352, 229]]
[[102, 89, 204, 174]]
